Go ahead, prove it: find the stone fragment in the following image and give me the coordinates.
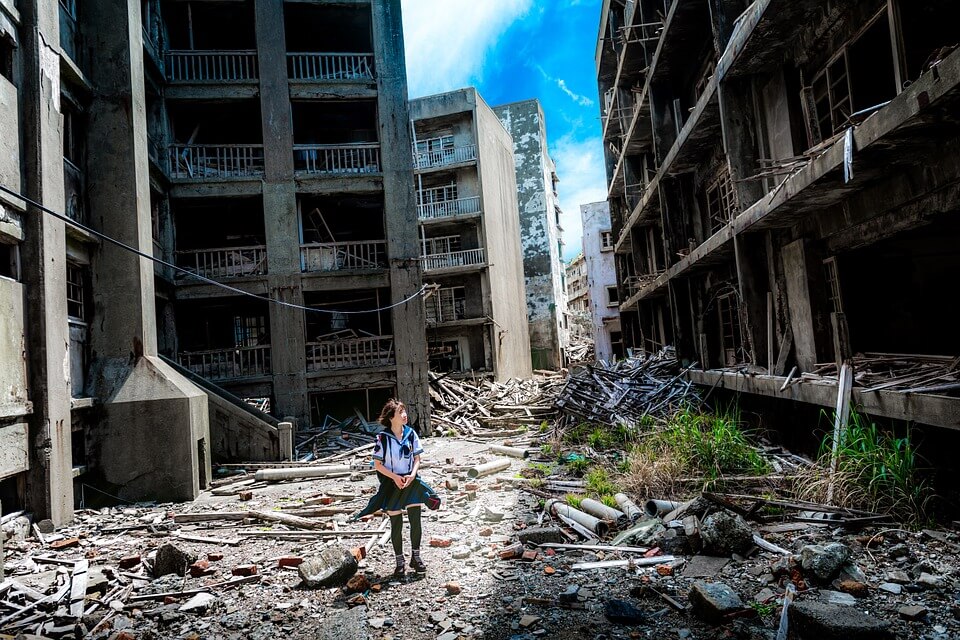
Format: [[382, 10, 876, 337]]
[[207, 553, 223, 562], [444, 581, 461, 595], [699, 512, 754, 556], [544, 566, 555, 575], [517, 527, 563, 546], [819, 590, 856, 606], [878, 582, 902, 595], [36, 519, 56, 534], [603, 600, 645, 625], [238, 491, 253, 501], [451, 546, 471, 559], [118, 555, 141, 570], [800, 543, 852, 583], [178, 592, 216, 613], [916, 572, 945, 589], [429, 537, 452, 548], [154, 544, 197, 577], [789, 600, 893, 639], [345, 574, 369, 593], [445, 479, 459, 491], [656, 564, 673, 576], [837, 580, 869, 597], [481, 506, 504, 522], [298, 547, 358, 589], [518, 615, 540, 628], [479, 527, 493, 537], [886, 570, 910, 584], [754, 587, 775, 603], [345, 593, 365, 606], [898, 605, 928, 621], [231, 564, 257, 577], [688, 581, 744, 624]]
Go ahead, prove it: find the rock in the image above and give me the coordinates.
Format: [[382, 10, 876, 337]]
[[916, 572, 945, 589], [754, 587, 775, 603], [444, 581, 461, 595], [789, 600, 893, 639], [518, 614, 540, 628], [688, 581, 744, 624], [479, 527, 493, 537], [516, 527, 563, 546], [298, 547, 358, 589], [345, 574, 369, 593], [368, 618, 386, 629], [603, 599, 645, 625], [699, 511, 754, 555], [819, 590, 856, 606], [36, 519, 55, 534], [178, 592, 216, 613], [437, 633, 458, 640], [898, 605, 928, 621], [189, 559, 215, 578], [153, 544, 197, 577], [558, 585, 580, 603], [878, 582, 902, 595], [837, 580, 869, 598], [800, 543, 852, 583], [886, 570, 910, 584], [481, 506, 504, 522], [451, 546, 471, 559], [887, 543, 911, 560]]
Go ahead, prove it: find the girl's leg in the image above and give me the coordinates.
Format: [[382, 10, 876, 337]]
[[408, 505, 425, 572], [388, 510, 404, 574]]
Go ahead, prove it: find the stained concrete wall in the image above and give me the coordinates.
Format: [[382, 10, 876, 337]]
[[0, 75, 20, 194], [0, 277, 28, 414], [494, 100, 568, 370], [580, 202, 620, 362]]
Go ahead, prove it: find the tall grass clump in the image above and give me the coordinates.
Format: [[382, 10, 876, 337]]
[[795, 409, 930, 525]]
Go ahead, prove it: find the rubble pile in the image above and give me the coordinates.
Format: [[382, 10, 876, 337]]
[[807, 353, 960, 397], [295, 413, 383, 462], [554, 346, 702, 425]]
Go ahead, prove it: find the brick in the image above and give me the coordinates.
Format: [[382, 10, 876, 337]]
[[207, 553, 223, 562], [278, 557, 304, 568], [544, 566, 556, 575], [350, 546, 367, 561], [499, 543, 523, 560], [238, 491, 253, 501], [521, 550, 538, 562], [656, 564, 673, 576], [50, 537, 80, 550], [189, 560, 215, 578], [479, 527, 493, 537], [231, 564, 258, 577], [464, 483, 479, 491], [118, 555, 141, 569], [444, 581, 462, 595], [346, 574, 370, 593], [429, 537, 452, 548]]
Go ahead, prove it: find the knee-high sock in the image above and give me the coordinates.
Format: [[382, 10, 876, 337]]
[[390, 513, 404, 557], [408, 506, 422, 550]]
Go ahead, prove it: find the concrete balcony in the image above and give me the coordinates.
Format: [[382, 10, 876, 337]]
[[305, 335, 395, 372], [287, 53, 374, 81], [417, 196, 481, 222], [413, 144, 477, 170], [177, 246, 267, 280], [164, 50, 258, 82], [294, 143, 381, 176], [300, 241, 387, 272], [178, 345, 272, 381], [421, 248, 485, 273], [168, 144, 265, 180]]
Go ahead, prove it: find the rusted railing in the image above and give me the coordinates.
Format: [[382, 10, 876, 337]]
[[164, 50, 258, 82], [168, 144, 265, 179], [179, 345, 272, 381], [294, 144, 381, 175], [417, 196, 481, 221], [305, 336, 395, 372], [421, 248, 486, 272], [300, 241, 387, 272], [413, 144, 477, 170], [177, 246, 267, 280], [287, 53, 375, 81]]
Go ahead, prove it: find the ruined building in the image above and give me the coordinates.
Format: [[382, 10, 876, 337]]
[[494, 100, 569, 370], [597, 0, 960, 430], [411, 88, 532, 382], [0, 0, 428, 523], [579, 201, 622, 362]]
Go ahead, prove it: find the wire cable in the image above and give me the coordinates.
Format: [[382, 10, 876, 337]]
[[0, 183, 428, 315]]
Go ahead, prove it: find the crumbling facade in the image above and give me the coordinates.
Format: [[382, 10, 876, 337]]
[[597, 0, 960, 429], [411, 88, 532, 382], [494, 100, 569, 370], [580, 201, 622, 362]]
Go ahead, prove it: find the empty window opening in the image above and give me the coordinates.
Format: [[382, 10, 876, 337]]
[[606, 285, 619, 307], [601, 230, 614, 250], [703, 167, 738, 235], [173, 197, 266, 279], [423, 235, 462, 256], [823, 257, 844, 314], [299, 194, 385, 244], [292, 101, 378, 146], [899, 1, 960, 84], [426, 286, 466, 323], [0, 241, 20, 280], [417, 180, 458, 205], [428, 339, 466, 373], [168, 101, 263, 145], [66, 263, 88, 321], [163, 1, 256, 50], [0, 33, 14, 84], [284, 4, 372, 53], [717, 292, 745, 367], [415, 134, 454, 155], [309, 386, 394, 427], [304, 288, 392, 342], [176, 299, 271, 352]]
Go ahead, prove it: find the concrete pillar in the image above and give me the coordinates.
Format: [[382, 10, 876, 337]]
[[278, 421, 293, 461], [83, 0, 210, 502], [707, 0, 743, 57], [19, 0, 74, 525], [718, 77, 764, 210], [782, 239, 818, 372], [372, 0, 430, 433], [733, 233, 771, 367]]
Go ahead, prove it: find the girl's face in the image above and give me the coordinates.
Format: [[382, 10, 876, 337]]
[[393, 407, 408, 427]]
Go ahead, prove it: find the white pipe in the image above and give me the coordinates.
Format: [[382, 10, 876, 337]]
[[467, 458, 512, 479], [255, 465, 352, 482]]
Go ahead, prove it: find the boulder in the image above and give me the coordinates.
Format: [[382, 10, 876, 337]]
[[688, 581, 744, 624], [298, 547, 358, 589], [153, 544, 197, 577], [789, 600, 893, 639], [699, 511, 753, 556], [800, 543, 851, 583]]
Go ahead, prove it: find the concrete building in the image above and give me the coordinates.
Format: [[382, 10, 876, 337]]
[[494, 100, 569, 370], [597, 0, 960, 430], [580, 201, 622, 362], [565, 253, 590, 344], [411, 88, 532, 382]]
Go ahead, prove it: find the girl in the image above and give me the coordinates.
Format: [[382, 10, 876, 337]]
[[352, 399, 439, 577]]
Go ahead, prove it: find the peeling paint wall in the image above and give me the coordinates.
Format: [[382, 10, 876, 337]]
[[580, 202, 620, 362], [494, 100, 568, 370]]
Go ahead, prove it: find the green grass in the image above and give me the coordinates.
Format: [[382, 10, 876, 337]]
[[600, 494, 619, 509], [585, 467, 618, 496], [565, 493, 582, 509]]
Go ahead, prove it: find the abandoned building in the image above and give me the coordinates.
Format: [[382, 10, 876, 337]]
[[410, 88, 532, 382], [494, 99, 570, 371], [0, 0, 429, 524], [579, 201, 623, 363], [597, 0, 960, 430]]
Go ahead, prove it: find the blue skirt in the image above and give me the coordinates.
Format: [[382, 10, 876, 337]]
[[351, 472, 440, 520]]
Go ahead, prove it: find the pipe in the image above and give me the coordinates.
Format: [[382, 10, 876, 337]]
[[467, 458, 512, 479], [579, 498, 628, 528], [255, 465, 352, 482], [614, 493, 643, 522], [487, 445, 528, 459], [546, 499, 609, 537], [644, 499, 682, 518]]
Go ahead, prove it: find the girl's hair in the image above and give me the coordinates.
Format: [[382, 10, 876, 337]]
[[378, 398, 406, 428]]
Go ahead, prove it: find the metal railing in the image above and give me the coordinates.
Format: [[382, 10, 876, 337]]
[[168, 144, 265, 179], [294, 143, 381, 175], [164, 50, 258, 82], [179, 345, 272, 381], [287, 53, 375, 81], [413, 144, 477, 170], [417, 196, 481, 221], [177, 246, 267, 280], [300, 241, 387, 272], [421, 248, 486, 272], [305, 336, 395, 372]]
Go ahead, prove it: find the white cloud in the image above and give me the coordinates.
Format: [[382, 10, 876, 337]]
[[552, 134, 608, 262], [535, 65, 595, 107], [401, 0, 533, 98]]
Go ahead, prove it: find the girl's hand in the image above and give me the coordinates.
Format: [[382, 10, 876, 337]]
[[393, 475, 405, 490], [402, 474, 416, 488]]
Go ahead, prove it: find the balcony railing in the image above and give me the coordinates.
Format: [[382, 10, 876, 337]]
[[179, 345, 272, 381], [287, 53, 375, 81], [177, 246, 267, 280], [417, 196, 481, 221], [413, 144, 477, 170], [305, 336, 395, 372], [294, 144, 381, 175], [300, 241, 387, 272], [168, 144, 265, 179], [164, 50, 258, 82], [421, 248, 486, 272]]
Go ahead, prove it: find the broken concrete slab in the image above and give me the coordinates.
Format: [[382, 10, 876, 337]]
[[700, 511, 754, 555], [517, 526, 563, 546], [789, 600, 894, 640], [688, 581, 744, 624], [153, 543, 197, 577], [800, 542, 852, 583], [682, 555, 729, 578], [298, 547, 358, 589], [603, 599, 645, 625]]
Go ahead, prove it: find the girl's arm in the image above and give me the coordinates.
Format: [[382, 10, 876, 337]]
[[375, 460, 405, 488], [403, 455, 421, 487]]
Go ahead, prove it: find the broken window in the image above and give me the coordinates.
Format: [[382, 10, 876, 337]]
[[422, 235, 462, 256], [703, 166, 738, 235], [0, 241, 18, 280], [823, 257, 844, 314], [607, 285, 619, 307], [693, 55, 716, 104], [66, 263, 87, 321], [717, 291, 745, 366], [899, 1, 960, 84], [233, 313, 268, 347], [428, 339, 464, 373], [163, 1, 256, 50], [0, 33, 14, 84], [426, 286, 466, 323], [304, 289, 391, 342], [601, 230, 614, 251]]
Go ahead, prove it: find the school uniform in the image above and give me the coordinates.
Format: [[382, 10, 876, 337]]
[[352, 425, 440, 519]]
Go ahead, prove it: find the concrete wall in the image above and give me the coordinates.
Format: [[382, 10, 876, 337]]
[[494, 100, 568, 370], [580, 201, 620, 362], [0, 75, 19, 193], [0, 277, 28, 414], [207, 394, 280, 463]]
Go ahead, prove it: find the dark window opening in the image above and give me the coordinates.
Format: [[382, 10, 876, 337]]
[[299, 194, 384, 244], [173, 196, 265, 250], [163, 1, 256, 50], [717, 291, 745, 367], [607, 285, 619, 306], [168, 101, 262, 144], [0, 34, 15, 84], [309, 387, 394, 427], [66, 263, 88, 321], [426, 286, 466, 323], [899, 1, 960, 84], [428, 339, 464, 373], [304, 288, 392, 342], [0, 242, 19, 280], [702, 167, 738, 235], [292, 101, 378, 146], [176, 298, 271, 351], [284, 4, 372, 53]]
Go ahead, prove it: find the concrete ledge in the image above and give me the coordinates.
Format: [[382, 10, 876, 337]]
[[169, 180, 264, 199], [301, 270, 390, 291], [289, 83, 377, 100], [165, 85, 259, 101]]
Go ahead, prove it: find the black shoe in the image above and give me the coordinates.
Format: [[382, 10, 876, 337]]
[[392, 563, 405, 579], [410, 556, 426, 573]]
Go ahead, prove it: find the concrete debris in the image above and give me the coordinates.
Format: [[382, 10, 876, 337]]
[[297, 547, 358, 589], [800, 542, 853, 583], [153, 543, 197, 577], [688, 581, 745, 624], [699, 511, 754, 555], [788, 600, 894, 639]]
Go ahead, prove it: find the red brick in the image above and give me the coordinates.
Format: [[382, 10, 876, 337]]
[[207, 553, 224, 562], [655, 564, 673, 576], [478, 527, 493, 537], [118, 555, 141, 569], [464, 483, 479, 491], [350, 546, 367, 561], [49, 537, 79, 550], [429, 537, 452, 548], [231, 564, 258, 577], [277, 557, 303, 568], [521, 550, 538, 562], [643, 547, 661, 558], [499, 543, 523, 560], [189, 560, 215, 578], [346, 574, 370, 593], [545, 548, 556, 557], [238, 491, 253, 501]]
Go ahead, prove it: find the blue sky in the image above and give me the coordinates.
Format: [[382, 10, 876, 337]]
[[401, 0, 607, 262]]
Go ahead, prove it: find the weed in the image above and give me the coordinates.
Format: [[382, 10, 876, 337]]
[[587, 426, 614, 450], [567, 457, 591, 475], [749, 601, 775, 616], [529, 478, 544, 489], [585, 467, 617, 496], [565, 493, 582, 509], [541, 443, 554, 457], [538, 421, 551, 434], [600, 494, 619, 509]]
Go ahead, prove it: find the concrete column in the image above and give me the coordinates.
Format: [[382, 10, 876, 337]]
[[782, 239, 818, 372], [733, 233, 771, 367], [718, 77, 764, 210], [278, 421, 293, 461], [19, 0, 74, 525], [372, 0, 430, 433], [707, 0, 743, 56]]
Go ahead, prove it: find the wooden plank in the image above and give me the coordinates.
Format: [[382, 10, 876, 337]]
[[572, 555, 676, 571], [827, 362, 853, 505], [69, 560, 89, 618]]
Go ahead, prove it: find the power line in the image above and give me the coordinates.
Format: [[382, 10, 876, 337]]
[[0, 183, 427, 315]]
